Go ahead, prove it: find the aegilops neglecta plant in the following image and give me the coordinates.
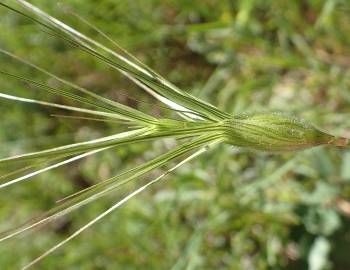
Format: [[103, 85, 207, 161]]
[[0, 0, 348, 268]]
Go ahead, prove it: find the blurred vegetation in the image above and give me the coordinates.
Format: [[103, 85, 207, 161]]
[[1, 0, 350, 269]]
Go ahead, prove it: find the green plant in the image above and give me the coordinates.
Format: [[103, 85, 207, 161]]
[[0, 1, 349, 269]]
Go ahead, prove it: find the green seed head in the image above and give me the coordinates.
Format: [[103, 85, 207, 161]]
[[223, 112, 348, 152]]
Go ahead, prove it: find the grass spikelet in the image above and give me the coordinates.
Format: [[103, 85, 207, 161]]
[[0, 1, 348, 268]]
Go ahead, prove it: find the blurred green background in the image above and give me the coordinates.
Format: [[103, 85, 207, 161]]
[[1, 0, 350, 269]]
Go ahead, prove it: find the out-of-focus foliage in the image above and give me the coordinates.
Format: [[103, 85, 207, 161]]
[[0, 0, 350, 269]]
